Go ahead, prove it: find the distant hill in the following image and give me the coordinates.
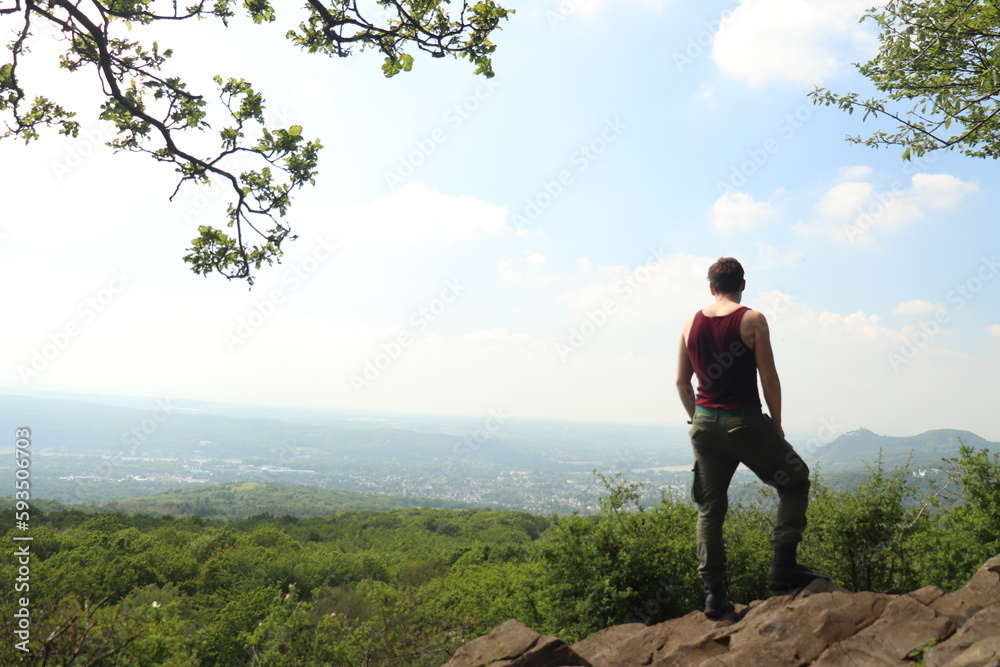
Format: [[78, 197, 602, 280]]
[[0, 392, 466, 461], [80, 482, 488, 520], [809, 428, 996, 474], [0, 391, 690, 467]]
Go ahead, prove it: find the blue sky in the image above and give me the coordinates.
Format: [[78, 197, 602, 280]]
[[1, 0, 998, 442]]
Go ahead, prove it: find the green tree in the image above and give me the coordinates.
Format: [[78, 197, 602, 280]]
[[420, 558, 546, 642], [949, 443, 1000, 544], [536, 473, 700, 641], [0, 0, 512, 283], [919, 443, 1000, 586], [720, 489, 775, 604], [812, 1, 1000, 160], [197, 587, 275, 665], [804, 455, 922, 592]]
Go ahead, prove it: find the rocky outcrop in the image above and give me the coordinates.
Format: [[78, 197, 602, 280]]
[[443, 555, 1000, 667]]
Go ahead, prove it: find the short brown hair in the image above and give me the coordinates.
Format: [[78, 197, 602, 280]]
[[707, 257, 744, 294]]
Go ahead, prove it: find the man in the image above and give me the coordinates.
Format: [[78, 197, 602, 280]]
[[676, 257, 827, 619]]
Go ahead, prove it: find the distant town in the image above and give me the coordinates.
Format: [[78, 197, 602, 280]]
[[2, 392, 989, 515], [38, 449, 707, 514]]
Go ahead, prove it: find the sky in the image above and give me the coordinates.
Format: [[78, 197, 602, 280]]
[[1, 0, 999, 443]]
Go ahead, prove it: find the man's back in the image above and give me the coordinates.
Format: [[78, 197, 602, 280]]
[[687, 307, 760, 411]]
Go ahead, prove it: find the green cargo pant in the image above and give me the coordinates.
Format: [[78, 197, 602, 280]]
[[689, 412, 811, 586]]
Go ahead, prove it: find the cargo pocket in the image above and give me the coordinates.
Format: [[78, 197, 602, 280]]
[[691, 461, 703, 505]]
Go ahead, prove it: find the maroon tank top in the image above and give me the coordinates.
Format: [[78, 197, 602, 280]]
[[688, 306, 761, 409]]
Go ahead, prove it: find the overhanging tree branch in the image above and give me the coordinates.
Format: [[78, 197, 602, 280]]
[[812, 0, 1000, 161], [0, 0, 513, 284]]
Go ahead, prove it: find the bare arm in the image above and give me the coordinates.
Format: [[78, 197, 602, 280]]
[[676, 321, 696, 420], [747, 311, 783, 437]]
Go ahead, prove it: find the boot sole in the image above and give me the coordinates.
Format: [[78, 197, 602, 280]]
[[768, 577, 830, 591], [704, 602, 734, 618]]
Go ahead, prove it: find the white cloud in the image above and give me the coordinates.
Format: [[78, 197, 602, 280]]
[[818, 310, 886, 341], [498, 252, 555, 287], [712, 0, 875, 87], [987, 324, 1000, 338], [911, 173, 979, 208], [709, 191, 773, 234], [789, 220, 825, 240], [793, 172, 978, 245], [892, 300, 947, 316], [695, 84, 717, 104], [815, 181, 874, 219], [209, 290, 993, 430], [329, 184, 509, 245], [755, 242, 802, 270], [543, 0, 669, 18], [556, 252, 707, 325], [838, 165, 874, 181]]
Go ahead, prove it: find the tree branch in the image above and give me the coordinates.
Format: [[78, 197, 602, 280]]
[[1, 0, 509, 282]]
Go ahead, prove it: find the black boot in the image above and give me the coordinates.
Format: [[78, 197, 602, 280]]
[[703, 581, 734, 619], [768, 544, 830, 591]]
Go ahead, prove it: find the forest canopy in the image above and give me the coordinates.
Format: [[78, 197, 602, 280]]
[[2, 447, 998, 664]]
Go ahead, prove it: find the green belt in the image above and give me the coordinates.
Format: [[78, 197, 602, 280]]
[[695, 405, 762, 418]]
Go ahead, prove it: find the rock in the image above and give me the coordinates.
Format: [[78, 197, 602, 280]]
[[925, 606, 1000, 667], [442, 556, 1000, 667], [941, 637, 1000, 667], [932, 556, 1000, 624], [569, 623, 646, 666], [697, 589, 888, 666], [811, 595, 955, 666], [909, 585, 946, 606], [442, 618, 591, 667]]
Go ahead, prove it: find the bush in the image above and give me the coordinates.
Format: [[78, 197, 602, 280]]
[[804, 454, 921, 592], [535, 472, 700, 641]]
